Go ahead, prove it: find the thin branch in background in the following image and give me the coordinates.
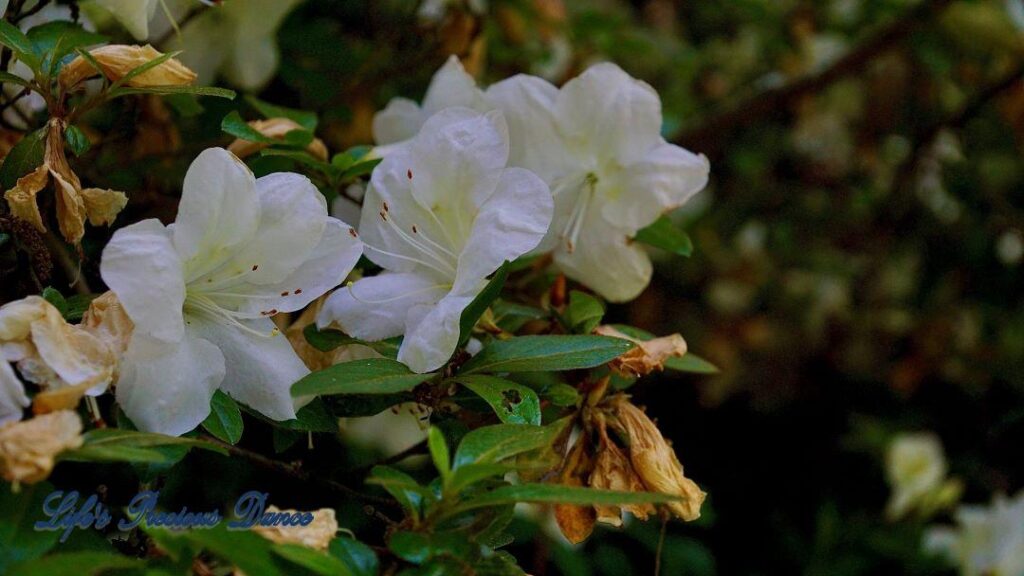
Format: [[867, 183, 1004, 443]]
[[678, 0, 956, 154], [203, 435, 397, 508], [12, 0, 52, 24], [43, 230, 92, 295]]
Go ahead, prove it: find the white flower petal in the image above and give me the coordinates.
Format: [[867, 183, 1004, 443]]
[[485, 74, 567, 182], [0, 361, 29, 425], [317, 272, 448, 342], [188, 316, 306, 422], [408, 108, 509, 214], [453, 167, 552, 294], [223, 218, 363, 317], [361, 154, 460, 278], [373, 97, 424, 145], [554, 208, 652, 302], [199, 172, 326, 287], [601, 143, 710, 232], [116, 333, 225, 436], [169, 12, 228, 86], [398, 293, 475, 373], [422, 56, 487, 116], [554, 62, 662, 164], [93, 0, 158, 39], [100, 219, 186, 343], [172, 148, 260, 280]]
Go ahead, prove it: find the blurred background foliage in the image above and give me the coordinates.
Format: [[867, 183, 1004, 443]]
[[4, 0, 1024, 574]]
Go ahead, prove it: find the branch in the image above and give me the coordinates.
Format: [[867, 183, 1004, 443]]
[[204, 436, 398, 508], [677, 0, 955, 152]]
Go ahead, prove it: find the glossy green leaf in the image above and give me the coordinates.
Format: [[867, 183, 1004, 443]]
[[292, 358, 433, 397], [459, 335, 633, 374], [454, 483, 683, 513], [26, 21, 106, 73], [564, 290, 605, 334], [453, 420, 566, 469], [634, 215, 693, 256], [454, 375, 541, 425], [61, 428, 227, 463], [428, 426, 451, 479], [0, 127, 46, 190], [367, 465, 427, 519], [201, 390, 243, 444], [108, 85, 236, 98], [274, 543, 353, 576], [0, 482, 60, 573], [8, 551, 144, 576], [329, 538, 379, 576], [0, 20, 41, 71], [64, 124, 90, 156]]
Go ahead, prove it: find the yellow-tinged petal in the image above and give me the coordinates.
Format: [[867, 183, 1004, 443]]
[[80, 188, 128, 226], [0, 410, 83, 484], [3, 164, 49, 231], [593, 325, 687, 377], [227, 117, 328, 161], [251, 505, 338, 550], [60, 45, 196, 89]]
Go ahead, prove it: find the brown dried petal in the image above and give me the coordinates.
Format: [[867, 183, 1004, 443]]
[[81, 291, 133, 358], [227, 117, 329, 161], [60, 45, 196, 89], [612, 397, 706, 521], [589, 425, 654, 525], [252, 506, 338, 551], [594, 325, 687, 377], [3, 164, 49, 232], [554, 476, 596, 544], [0, 410, 83, 484], [80, 188, 128, 226]]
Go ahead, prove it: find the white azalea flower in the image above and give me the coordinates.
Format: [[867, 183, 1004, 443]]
[[318, 108, 552, 373], [925, 491, 1024, 576], [90, 0, 159, 40], [418, 0, 488, 23], [885, 432, 949, 520], [0, 362, 29, 425], [101, 148, 362, 435], [151, 0, 301, 91], [487, 63, 710, 302], [372, 55, 487, 148]]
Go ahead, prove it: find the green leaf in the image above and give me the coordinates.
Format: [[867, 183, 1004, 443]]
[[329, 538, 379, 576], [107, 85, 236, 98], [458, 262, 508, 345], [330, 145, 372, 171], [454, 375, 541, 425], [64, 124, 90, 156], [453, 483, 683, 514], [42, 286, 68, 314], [427, 426, 451, 480], [633, 215, 693, 257], [544, 383, 581, 407], [321, 392, 414, 417], [459, 335, 633, 374], [162, 524, 285, 576], [26, 21, 106, 73], [301, 325, 401, 359], [222, 110, 278, 143], [0, 21, 41, 71], [62, 294, 95, 322], [453, 421, 566, 469], [447, 462, 516, 493], [291, 358, 433, 397], [8, 551, 144, 576], [259, 147, 334, 172], [388, 531, 473, 565], [367, 465, 427, 519], [61, 428, 228, 464], [274, 543, 353, 576], [491, 300, 548, 332], [665, 353, 720, 374], [0, 127, 46, 190], [0, 482, 60, 573], [564, 290, 605, 334], [201, 391, 243, 444], [341, 157, 382, 180], [0, 70, 33, 88], [249, 397, 337, 432], [246, 95, 318, 130]]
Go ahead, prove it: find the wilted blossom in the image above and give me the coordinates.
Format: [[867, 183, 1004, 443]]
[[593, 325, 687, 377], [227, 118, 328, 162], [318, 108, 552, 373], [252, 505, 339, 551], [0, 410, 83, 485], [0, 296, 118, 423], [60, 45, 196, 89], [101, 148, 362, 435], [925, 491, 1024, 576], [4, 119, 128, 245], [487, 63, 710, 301]]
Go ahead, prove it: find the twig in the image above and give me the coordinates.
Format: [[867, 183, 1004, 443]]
[[893, 62, 1024, 193], [677, 0, 955, 153], [12, 0, 51, 24], [354, 439, 428, 476], [203, 436, 396, 507], [43, 230, 91, 295]]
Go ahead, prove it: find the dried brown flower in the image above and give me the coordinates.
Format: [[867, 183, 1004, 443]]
[[252, 506, 338, 551], [60, 45, 196, 89], [227, 118, 328, 161], [588, 416, 655, 525], [594, 325, 687, 377], [0, 410, 83, 484]]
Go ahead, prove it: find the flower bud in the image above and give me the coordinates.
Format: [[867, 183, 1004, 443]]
[[60, 44, 196, 89], [0, 410, 83, 484], [227, 117, 329, 161], [610, 396, 705, 521]]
